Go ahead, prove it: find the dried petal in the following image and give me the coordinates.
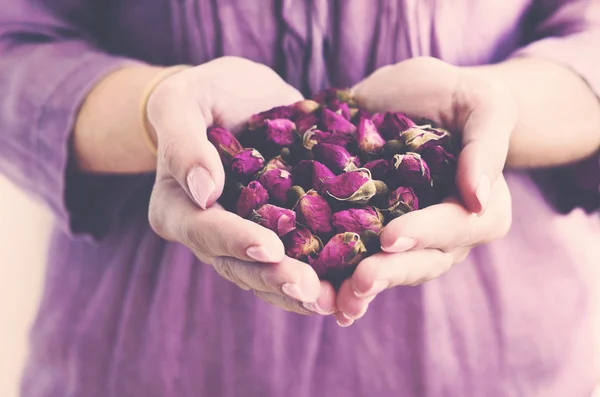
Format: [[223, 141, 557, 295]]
[[285, 228, 323, 260], [251, 204, 296, 237], [319, 108, 357, 136], [332, 207, 384, 234], [295, 112, 320, 135], [236, 181, 269, 218], [381, 139, 406, 158], [231, 149, 265, 182], [302, 128, 352, 150], [329, 100, 352, 120], [363, 159, 389, 181], [401, 126, 451, 152], [385, 186, 419, 220], [258, 168, 293, 203], [308, 232, 367, 285], [248, 105, 299, 130], [420, 145, 457, 194], [265, 155, 292, 172], [312, 161, 336, 194], [295, 190, 333, 234], [321, 169, 377, 204], [208, 127, 243, 166], [263, 119, 296, 147], [376, 112, 418, 140], [313, 88, 357, 108], [313, 143, 360, 173], [357, 117, 386, 155], [390, 152, 431, 187]]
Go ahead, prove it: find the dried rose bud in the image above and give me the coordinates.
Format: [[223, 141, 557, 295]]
[[321, 169, 377, 204], [231, 149, 265, 182], [295, 112, 320, 135], [257, 168, 293, 203], [248, 105, 299, 130], [329, 101, 352, 120], [263, 119, 296, 147], [313, 143, 360, 173], [265, 155, 292, 172], [320, 108, 357, 136], [401, 126, 451, 152], [331, 207, 384, 234], [312, 161, 336, 194], [376, 112, 418, 140], [385, 186, 419, 220], [381, 140, 406, 158], [295, 190, 333, 234], [236, 181, 269, 218], [293, 99, 320, 114], [420, 145, 457, 194], [308, 232, 367, 285], [251, 204, 296, 237], [302, 128, 352, 150], [208, 127, 243, 166], [357, 117, 386, 155], [390, 152, 431, 187], [285, 228, 323, 260], [313, 88, 357, 108], [363, 159, 389, 181]]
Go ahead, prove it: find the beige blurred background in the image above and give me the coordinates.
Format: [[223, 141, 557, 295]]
[[0, 174, 599, 396]]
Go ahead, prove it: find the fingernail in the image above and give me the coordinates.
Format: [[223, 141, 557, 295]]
[[303, 301, 335, 315], [186, 167, 215, 210], [381, 237, 417, 253], [343, 304, 369, 321], [281, 282, 310, 302], [475, 175, 490, 215], [354, 280, 388, 298], [246, 246, 278, 263], [336, 318, 354, 328]]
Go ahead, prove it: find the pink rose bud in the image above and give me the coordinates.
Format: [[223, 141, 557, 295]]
[[313, 88, 357, 107], [302, 128, 352, 150], [293, 99, 320, 114], [262, 119, 296, 147], [401, 126, 451, 152], [231, 148, 265, 182], [295, 190, 333, 234], [331, 207, 384, 234], [308, 232, 367, 284], [251, 204, 296, 237], [420, 145, 456, 177], [295, 112, 320, 135], [363, 159, 389, 181], [390, 152, 431, 187], [386, 186, 419, 219], [312, 160, 336, 194], [329, 100, 352, 120], [320, 108, 357, 136], [313, 143, 360, 173], [292, 160, 336, 194], [321, 169, 377, 204], [265, 155, 292, 172], [375, 112, 418, 140], [208, 127, 243, 166], [257, 168, 294, 204], [248, 105, 299, 130], [236, 181, 269, 218], [357, 117, 386, 155], [285, 228, 323, 260]]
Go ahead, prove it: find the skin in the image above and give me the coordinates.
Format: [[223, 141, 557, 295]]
[[74, 55, 600, 321]]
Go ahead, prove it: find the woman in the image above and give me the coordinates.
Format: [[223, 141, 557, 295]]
[[1, 1, 599, 396]]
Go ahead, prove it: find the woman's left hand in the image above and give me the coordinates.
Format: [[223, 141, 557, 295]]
[[334, 57, 515, 326]]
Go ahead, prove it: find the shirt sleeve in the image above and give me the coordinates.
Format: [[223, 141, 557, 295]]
[[509, 0, 600, 214], [0, 2, 152, 239]]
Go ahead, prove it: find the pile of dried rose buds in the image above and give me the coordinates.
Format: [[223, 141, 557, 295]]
[[209, 88, 458, 287]]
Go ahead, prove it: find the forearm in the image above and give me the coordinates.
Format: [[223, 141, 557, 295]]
[[74, 65, 165, 174], [467, 57, 600, 168]]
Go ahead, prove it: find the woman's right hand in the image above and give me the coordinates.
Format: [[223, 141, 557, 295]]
[[146, 57, 337, 316]]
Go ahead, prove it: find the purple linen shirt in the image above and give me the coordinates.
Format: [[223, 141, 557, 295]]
[[0, 1, 599, 396]]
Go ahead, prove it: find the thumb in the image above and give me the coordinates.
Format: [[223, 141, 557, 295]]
[[148, 84, 225, 209]]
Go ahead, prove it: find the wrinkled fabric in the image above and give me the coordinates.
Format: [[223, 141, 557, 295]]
[[0, 1, 599, 396]]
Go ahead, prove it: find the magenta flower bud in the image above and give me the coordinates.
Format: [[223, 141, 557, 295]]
[[420, 145, 456, 176], [313, 143, 360, 173], [321, 169, 377, 204], [265, 155, 292, 172], [257, 168, 293, 203], [331, 207, 384, 235], [390, 152, 431, 187], [385, 187, 419, 219], [295, 112, 320, 135], [302, 128, 352, 150], [236, 181, 269, 218], [375, 112, 418, 140], [357, 117, 386, 155], [320, 108, 357, 136], [312, 161, 336, 194], [293, 99, 320, 114], [285, 228, 323, 260], [263, 119, 296, 147], [295, 190, 333, 234], [308, 232, 367, 284], [248, 105, 299, 130], [313, 88, 357, 107], [251, 204, 296, 237], [363, 159, 389, 181], [231, 149, 265, 182], [401, 126, 451, 152], [208, 127, 243, 166], [329, 100, 352, 120]]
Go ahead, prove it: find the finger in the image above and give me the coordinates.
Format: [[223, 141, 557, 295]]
[[301, 280, 338, 315], [212, 256, 322, 303], [149, 177, 285, 263], [350, 249, 456, 299], [380, 178, 512, 253], [253, 290, 312, 315], [334, 278, 375, 324], [147, 71, 225, 210], [455, 74, 516, 214]]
